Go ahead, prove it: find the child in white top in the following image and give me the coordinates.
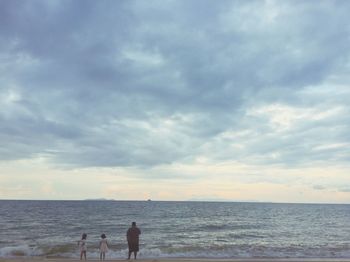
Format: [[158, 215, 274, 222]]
[[78, 233, 87, 260], [99, 233, 109, 260]]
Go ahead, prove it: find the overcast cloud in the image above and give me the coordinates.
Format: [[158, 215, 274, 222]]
[[1, 0, 350, 180]]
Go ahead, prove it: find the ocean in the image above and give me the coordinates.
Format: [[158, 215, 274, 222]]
[[1, 200, 350, 259]]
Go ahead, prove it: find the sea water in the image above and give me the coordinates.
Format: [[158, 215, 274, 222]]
[[1, 200, 350, 258]]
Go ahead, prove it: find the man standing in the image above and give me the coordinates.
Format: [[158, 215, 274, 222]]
[[126, 222, 141, 260]]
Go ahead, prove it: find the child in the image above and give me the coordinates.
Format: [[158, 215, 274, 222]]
[[78, 233, 87, 260], [99, 233, 109, 260]]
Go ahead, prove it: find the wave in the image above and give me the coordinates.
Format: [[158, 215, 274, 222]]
[[228, 233, 266, 239], [196, 224, 262, 231], [197, 224, 231, 231], [0, 245, 41, 257], [2, 244, 350, 259], [41, 244, 76, 256]]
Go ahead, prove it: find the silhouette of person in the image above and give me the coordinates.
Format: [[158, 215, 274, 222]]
[[126, 222, 141, 259]]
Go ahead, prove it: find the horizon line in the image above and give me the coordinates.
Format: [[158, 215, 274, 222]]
[[0, 198, 349, 205]]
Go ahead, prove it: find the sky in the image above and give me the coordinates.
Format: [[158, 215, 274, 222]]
[[1, 0, 350, 203]]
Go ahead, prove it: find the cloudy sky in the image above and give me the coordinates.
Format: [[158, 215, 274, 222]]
[[1, 0, 350, 203]]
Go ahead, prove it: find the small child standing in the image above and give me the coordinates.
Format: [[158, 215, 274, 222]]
[[78, 233, 87, 260], [99, 234, 109, 260]]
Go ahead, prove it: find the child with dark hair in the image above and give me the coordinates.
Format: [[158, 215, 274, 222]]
[[78, 233, 87, 260], [99, 233, 109, 260]]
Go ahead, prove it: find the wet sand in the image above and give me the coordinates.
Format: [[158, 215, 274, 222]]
[[2, 258, 350, 262]]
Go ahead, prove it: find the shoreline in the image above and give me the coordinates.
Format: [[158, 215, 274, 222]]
[[2, 258, 350, 262]]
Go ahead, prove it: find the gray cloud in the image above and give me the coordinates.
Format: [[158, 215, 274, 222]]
[[313, 185, 326, 191], [339, 188, 350, 193], [1, 0, 350, 168]]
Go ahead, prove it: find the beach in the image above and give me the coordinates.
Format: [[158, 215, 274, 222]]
[[3, 258, 350, 262]]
